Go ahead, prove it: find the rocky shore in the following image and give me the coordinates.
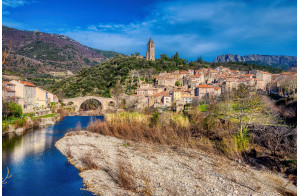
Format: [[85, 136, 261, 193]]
[[56, 131, 296, 196], [3, 114, 60, 136]]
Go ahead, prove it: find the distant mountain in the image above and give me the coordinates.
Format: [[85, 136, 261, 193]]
[[2, 26, 121, 77], [213, 54, 297, 70], [88, 47, 124, 59]]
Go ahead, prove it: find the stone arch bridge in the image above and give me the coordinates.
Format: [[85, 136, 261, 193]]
[[62, 96, 116, 112]]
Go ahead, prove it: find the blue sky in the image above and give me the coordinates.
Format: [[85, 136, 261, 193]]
[[3, 0, 297, 61]]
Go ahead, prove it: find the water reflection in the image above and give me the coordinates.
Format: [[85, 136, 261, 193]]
[[3, 128, 50, 165], [2, 116, 104, 196]]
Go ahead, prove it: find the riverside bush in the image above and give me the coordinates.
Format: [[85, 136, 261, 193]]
[[2, 121, 9, 131], [14, 118, 28, 129], [105, 112, 149, 124]]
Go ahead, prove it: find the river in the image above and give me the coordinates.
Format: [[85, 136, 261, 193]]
[[2, 116, 104, 196]]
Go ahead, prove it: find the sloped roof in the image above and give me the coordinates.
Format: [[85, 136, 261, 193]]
[[20, 81, 36, 87], [3, 81, 15, 85], [2, 86, 15, 92], [190, 73, 202, 78], [196, 84, 214, 88]]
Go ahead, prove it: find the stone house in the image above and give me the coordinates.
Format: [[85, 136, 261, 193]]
[[157, 76, 177, 87], [11, 80, 36, 111], [171, 90, 183, 101], [180, 70, 190, 78], [188, 69, 195, 76], [181, 95, 193, 104], [140, 83, 153, 88], [256, 71, 272, 84], [148, 91, 168, 108], [163, 95, 172, 107], [190, 73, 205, 84], [137, 87, 163, 96], [35, 87, 47, 109], [2, 81, 16, 101], [195, 85, 220, 98]]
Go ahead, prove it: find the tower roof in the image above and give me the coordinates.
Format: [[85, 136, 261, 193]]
[[148, 37, 154, 44]]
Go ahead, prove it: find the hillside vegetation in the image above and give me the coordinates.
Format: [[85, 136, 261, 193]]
[[2, 26, 122, 77], [48, 54, 284, 98]]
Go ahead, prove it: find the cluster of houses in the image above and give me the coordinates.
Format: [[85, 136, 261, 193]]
[[2, 80, 58, 113], [131, 66, 295, 111]]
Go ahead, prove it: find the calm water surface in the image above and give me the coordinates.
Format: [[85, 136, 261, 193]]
[[2, 116, 104, 196]]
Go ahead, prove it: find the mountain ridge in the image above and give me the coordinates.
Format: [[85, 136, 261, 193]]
[[2, 26, 122, 77], [213, 54, 297, 70]]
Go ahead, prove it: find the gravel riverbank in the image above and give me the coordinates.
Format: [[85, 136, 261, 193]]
[[56, 131, 296, 196]]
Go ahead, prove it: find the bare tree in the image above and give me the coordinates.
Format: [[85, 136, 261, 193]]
[[252, 125, 296, 156], [191, 97, 201, 107], [3, 40, 12, 73], [111, 81, 123, 107]]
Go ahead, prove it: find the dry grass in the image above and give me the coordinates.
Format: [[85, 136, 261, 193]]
[[66, 147, 73, 159], [75, 121, 81, 131], [275, 187, 297, 196], [139, 175, 153, 196], [105, 112, 149, 123], [57, 108, 69, 120], [80, 152, 98, 170], [87, 119, 196, 148], [117, 160, 137, 193]]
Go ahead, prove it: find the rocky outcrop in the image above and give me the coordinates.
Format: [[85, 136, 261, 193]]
[[213, 54, 297, 69]]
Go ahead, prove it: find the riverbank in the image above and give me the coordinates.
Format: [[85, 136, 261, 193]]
[[2, 114, 60, 136], [56, 131, 296, 196]]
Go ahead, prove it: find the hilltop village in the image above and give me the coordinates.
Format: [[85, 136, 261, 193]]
[[131, 67, 295, 111], [127, 38, 297, 112]]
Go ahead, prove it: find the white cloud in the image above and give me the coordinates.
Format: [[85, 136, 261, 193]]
[[3, 0, 29, 8], [64, 0, 296, 60]]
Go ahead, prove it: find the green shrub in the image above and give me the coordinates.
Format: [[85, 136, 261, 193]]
[[170, 114, 190, 128], [14, 118, 27, 129], [149, 110, 159, 127], [233, 128, 249, 151], [7, 102, 22, 117], [2, 121, 9, 131]]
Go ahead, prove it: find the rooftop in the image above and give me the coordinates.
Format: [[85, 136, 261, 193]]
[[196, 84, 214, 88], [3, 81, 15, 85], [2, 86, 15, 92], [20, 81, 36, 87]]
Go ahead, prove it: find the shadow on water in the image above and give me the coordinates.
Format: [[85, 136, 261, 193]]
[[2, 116, 104, 196]]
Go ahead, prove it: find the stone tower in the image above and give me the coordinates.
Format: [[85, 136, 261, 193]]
[[146, 37, 155, 61]]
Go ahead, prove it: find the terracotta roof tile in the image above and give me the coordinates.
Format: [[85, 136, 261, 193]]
[[196, 84, 214, 88], [20, 81, 36, 87]]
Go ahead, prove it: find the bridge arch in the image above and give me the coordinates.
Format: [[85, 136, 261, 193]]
[[108, 101, 116, 107], [62, 96, 116, 112], [79, 98, 103, 111]]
